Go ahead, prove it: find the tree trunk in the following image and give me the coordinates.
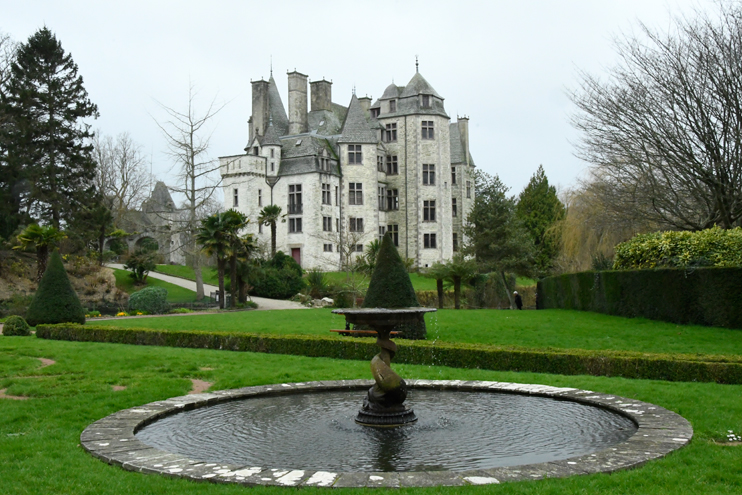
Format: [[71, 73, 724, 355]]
[[217, 258, 226, 309], [36, 245, 49, 282], [193, 255, 205, 301], [436, 278, 444, 309], [270, 222, 277, 257], [229, 254, 237, 308], [453, 276, 462, 310], [238, 273, 247, 303], [501, 270, 515, 309]]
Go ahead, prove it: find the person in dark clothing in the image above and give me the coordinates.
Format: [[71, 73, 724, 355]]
[[513, 291, 523, 310]]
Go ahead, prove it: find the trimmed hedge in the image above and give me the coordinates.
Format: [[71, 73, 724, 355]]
[[36, 324, 742, 384], [3, 315, 31, 336], [538, 267, 742, 329]]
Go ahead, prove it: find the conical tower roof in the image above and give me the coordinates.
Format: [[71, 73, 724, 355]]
[[400, 71, 441, 98], [267, 75, 289, 136], [339, 94, 377, 144], [260, 118, 282, 146]]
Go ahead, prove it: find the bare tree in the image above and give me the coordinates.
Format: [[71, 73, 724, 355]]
[[92, 132, 152, 227], [571, 3, 742, 231], [153, 83, 226, 300]]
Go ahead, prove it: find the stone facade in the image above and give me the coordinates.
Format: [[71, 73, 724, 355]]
[[220, 69, 475, 270]]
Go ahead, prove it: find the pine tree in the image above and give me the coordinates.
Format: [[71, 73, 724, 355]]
[[26, 249, 86, 326], [3, 27, 98, 229], [516, 165, 565, 277]]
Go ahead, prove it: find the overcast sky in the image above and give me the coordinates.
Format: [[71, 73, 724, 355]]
[[2, 0, 715, 204]]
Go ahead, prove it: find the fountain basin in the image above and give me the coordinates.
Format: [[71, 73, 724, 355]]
[[81, 380, 692, 488]]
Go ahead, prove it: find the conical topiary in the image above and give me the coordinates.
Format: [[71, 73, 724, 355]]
[[362, 233, 426, 339], [363, 232, 419, 308], [26, 250, 86, 326]]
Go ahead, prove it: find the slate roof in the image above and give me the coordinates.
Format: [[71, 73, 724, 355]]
[[449, 123, 475, 166], [400, 72, 442, 98], [278, 135, 340, 176], [260, 119, 282, 146], [307, 102, 347, 136], [267, 76, 289, 136], [338, 94, 378, 144], [142, 181, 175, 213], [380, 83, 403, 100]]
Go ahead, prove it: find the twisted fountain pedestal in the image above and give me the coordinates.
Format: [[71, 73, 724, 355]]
[[332, 307, 436, 427]]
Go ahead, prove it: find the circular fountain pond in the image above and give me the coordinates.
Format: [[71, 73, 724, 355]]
[[81, 380, 692, 488]]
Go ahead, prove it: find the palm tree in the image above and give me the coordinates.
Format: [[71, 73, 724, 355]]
[[14, 224, 67, 281], [221, 209, 248, 308], [258, 205, 285, 257], [196, 213, 231, 309], [234, 234, 258, 303], [423, 262, 450, 309], [445, 254, 478, 309]]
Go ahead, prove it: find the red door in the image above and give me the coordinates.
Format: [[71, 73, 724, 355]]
[[291, 248, 301, 267]]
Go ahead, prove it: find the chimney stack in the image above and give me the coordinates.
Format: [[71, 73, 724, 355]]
[[251, 79, 270, 141], [310, 79, 332, 112], [458, 116, 470, 167], [287, 71, 308, 135], [358, 96, 371, 115]]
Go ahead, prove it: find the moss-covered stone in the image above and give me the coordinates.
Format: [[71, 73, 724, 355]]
[[25, 250, 86, 326]]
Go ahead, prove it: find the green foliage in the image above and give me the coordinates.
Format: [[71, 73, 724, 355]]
[[168, 307, 193, 314], [2, 315, 30, 336], [37, 323, 742, 384], [363, 233, 419, 308], [516, 165, 565, 277], [305, 268, 329, 299], [614, 226, 742, 269], [257, 204, 285, 256], [538, 267, 742, 328], [248, 251, 305, 299], [14, 223, 66, 281], [128, 286, 168, 315], [123, 248, 156, 284], [25, 250, 85, 326]]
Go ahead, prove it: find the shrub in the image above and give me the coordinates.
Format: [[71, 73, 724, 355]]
[[248, 252, 305, 299], [124, 249, 157, 284], [614, 226, 742, 269], [3, 315, 31, 336], [25, 250, 86, 326], [169, 307, 193, 314], [128, 287, 169, 315], [305, 268, 329, 299]]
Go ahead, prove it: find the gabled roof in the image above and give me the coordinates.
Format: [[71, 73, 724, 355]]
[[267, 76, 289, 135], [338, 94, 377, 144], [400, 72, 442, 98]]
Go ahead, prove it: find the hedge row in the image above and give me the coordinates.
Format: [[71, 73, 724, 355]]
[[36, 324, 742, 384], [538, 267, 742, 329]]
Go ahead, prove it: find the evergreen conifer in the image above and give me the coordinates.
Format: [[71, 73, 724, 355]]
[[26, 250, 85, 326], [363, 232, 419, 308]]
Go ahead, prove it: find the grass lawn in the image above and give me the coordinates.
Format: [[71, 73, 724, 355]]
[[154, 264, 220, 287], [112, 268, 211, 304], [0, 335, 740, 494], [94, 308, 742, 357]]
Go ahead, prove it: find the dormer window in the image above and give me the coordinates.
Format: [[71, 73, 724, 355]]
[[371, 108, 380, 118], [253, 147, 259, 155], [389, 99, 396, 113], [422, 95, 430, 108]]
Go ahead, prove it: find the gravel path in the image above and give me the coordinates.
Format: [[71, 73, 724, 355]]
[[105, 264, 306, 311]]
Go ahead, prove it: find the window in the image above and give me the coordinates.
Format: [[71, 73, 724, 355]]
[[371, 108, 380, 118], [253, 146, 259, 155], [288, 184, 302, 214], [422, 121, 434, 139], [387, 224, 399, 246], [378, 226, 386, 239], [377, 156, 385, 172], [452, 198, 458, 217], [289, 217, 302, 233], [422, 94, 430, 108], [349, 183, 363, 205], [389, 99, 396, 112], [270, 148, 275, 158], [233, 188, 238, 207], [335, 186, 339, 205], [423, 200, 436, 221], [270, 162, 275, 172], [424, 233, 437, 249], [466, 180, 472, 199], [378, 186, 386, 210], [320, 157, 330, 171], [348, 144, 362, 164], [386, 155, 398, 175], [349, 217, 364, 232], [451, 166, 457, 185], [336, 218, 339, 232], [324, 243, 333, 252], [384, 123, 397, 142], [355, 244, 364, 252], [386, 189, 399, 210], [258, 189, 262, 206], [258, 223, 262, 234], [423, 164, 435, 185], [322, 183, 331, 205], [453, 233, 459, 252], [323, 216, 332, 232]]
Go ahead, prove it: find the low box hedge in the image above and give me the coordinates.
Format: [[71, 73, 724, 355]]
[[538, 267, 742, 329], [36, 324, 742, 384]]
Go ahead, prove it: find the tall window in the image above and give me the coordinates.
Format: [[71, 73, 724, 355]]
[[258, 223, 262, 234], [389, 99, 396, 112], [386, 189, 399, 210], [371, 108, 380, 118], [466, 180, 472, 199], [422, 121, 434, 139], [233, 188, 238, 207], [452, 198, 458, 217], [348, 145, 362, 164], [270, 148, 275, 158], [349, 183, 363, 205], [378, 226, 386, 240], [335, 186, 339, 205], [451, 166, 457, 185], [258, 189, 262, 206], [322, 183, 331, 205], [453, 233, 459, 252], [270, 162, 275, 172], [384, 123, 397, 142], [288, 217, 302, 233], [424, 233, 437, 248], [386, 155, 398, 174], [323, 216, 332, 232], [378, 187, 386, 210], [423, 200, 436, 221], [421, 94, 430, 108], [349, 217, 364, 232], [320, 155, 330, 171], [387, 224, 399, 246], [288, 184, 302, 214], [423, 164, 435, 185], [377, 156, 385, 172]]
